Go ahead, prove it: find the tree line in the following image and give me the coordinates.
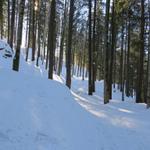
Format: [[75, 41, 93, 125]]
[[0, 0, 150, 107]]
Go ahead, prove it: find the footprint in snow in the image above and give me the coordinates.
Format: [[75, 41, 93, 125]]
[[0, 131, 10, 142], [35, 132, 59, 145]]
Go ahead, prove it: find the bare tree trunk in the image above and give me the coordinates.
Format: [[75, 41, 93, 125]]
[[136, 0, 145, 103], [12, 0, 25, 71], [57, 0, 67, 76], [36, 0, 41, 67], [7, 0, 10, 43], [48, 0, 56, 79], [66, 0, 75, 88], [109, 0, 116, 98], [147, 2, 150, 108], [0, 0, 4, 39], [88, 0, 93, 95], [126, 9, 131, 97], [104, 0, 110, 104], [92, 0, 97, 92], [32, 0, 36, 61], [26, 1, 32, 62], [120, 18, 124, 92], [10, 0, 16, 49]]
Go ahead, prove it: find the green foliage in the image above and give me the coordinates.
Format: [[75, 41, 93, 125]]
[[116, 0, 131, 13]]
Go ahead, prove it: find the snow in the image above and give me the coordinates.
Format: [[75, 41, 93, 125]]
[[0, 39, 13, 69], [0, 40, 150, 150], [0, 69, 102, 150], [70, 78, 150, 150]]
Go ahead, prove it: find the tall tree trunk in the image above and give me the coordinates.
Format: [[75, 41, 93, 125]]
[[0, 0, 4, 39], [10, 0, 16, 49], [57, 0, 67, 76], [12, 0, 25, 71], [32, 0, 36, 61], [92, 0, 97, 92], [146, 1, 150, 108], [48, 0, 56, 79], [126, 9, 131, 97], [104, 0, 110, 104], [66, 0, 75, 88], [13, 0, 19, 47], [36, 0, 41, 67], [88, 0, 93, 95], [136, 0, 145, 103], [26, 0, 32, 62], [109, 0, 116, 99], [7, 0, 10, 43], [120, 17, 124, 92], [147, 46, 150, 107]]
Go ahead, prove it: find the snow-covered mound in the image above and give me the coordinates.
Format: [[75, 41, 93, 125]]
[[0, 69, 100, 150], [0, 40, 13, 69]]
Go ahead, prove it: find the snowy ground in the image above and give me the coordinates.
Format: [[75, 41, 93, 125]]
[[0, 40, 150, 150]]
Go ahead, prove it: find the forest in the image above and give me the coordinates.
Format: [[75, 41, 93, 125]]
[[0, 0, 150, 149], [0, 0, 150, 105]]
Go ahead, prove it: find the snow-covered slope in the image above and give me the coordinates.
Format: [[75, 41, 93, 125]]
[[0, 40, 102, 149], [0, 69, 102, 150], [0, 40, 13, 69], [0, 40, 150, 150]]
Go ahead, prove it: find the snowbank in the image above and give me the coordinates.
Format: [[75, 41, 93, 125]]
[[0, 40, 13, 69]]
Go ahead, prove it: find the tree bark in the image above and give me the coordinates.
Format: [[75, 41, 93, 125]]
[[48, 0, 56, 79], [12, 0, 25, 71], [104, 0, 110, 104], [66, 0, 75, 88], [126, 9, 131, 97], [109, 0, 116, 99], [10, 0, 16, 49], [57, 0, 67, 76], [136, 0, 145, 103], [88, 0, 93, 95]]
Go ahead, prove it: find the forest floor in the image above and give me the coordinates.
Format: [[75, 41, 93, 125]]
[[0, 40, 150, 150]]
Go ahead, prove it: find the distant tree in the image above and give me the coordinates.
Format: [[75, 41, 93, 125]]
[[32, 0, 36, 61], [26, 0, 32, 61], [10, 0, 16, 49], [57, 0, 67, 76]]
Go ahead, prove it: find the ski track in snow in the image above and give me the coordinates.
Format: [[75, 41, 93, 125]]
[[70, 79, 150, 150], [58, 70, 150, 150]]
